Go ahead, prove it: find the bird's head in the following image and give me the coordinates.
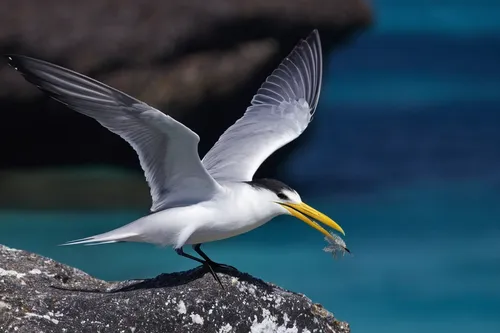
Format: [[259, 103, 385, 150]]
[[246, 179, 345, 239]]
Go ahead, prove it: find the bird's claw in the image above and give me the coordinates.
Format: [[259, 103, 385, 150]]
[[202, 262, 224, 289], [210, 262, 237, 271]]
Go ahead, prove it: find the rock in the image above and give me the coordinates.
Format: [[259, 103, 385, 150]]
[[0, 244, 350, 333], [0, 0, 372, 200]]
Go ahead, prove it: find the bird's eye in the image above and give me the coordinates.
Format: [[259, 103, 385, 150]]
[[277, 192, 288, 200]]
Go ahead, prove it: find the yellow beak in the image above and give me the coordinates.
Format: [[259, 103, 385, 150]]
[[279, 202, 345, 240]]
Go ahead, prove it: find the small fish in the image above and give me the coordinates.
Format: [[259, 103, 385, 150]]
[[323, 232, 351, 259]]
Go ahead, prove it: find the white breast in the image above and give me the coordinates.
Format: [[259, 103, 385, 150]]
[[184, 182, 283, 245]]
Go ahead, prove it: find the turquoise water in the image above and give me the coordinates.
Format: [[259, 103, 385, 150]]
[[2, 1, 500, 332], [1, 180, 500, 332]]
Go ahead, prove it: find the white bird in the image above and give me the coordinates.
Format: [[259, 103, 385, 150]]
[[6, 30, 345, 287]]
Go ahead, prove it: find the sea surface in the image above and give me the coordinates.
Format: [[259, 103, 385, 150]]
[[1, 1, 500, 332], [1, 182, 500, 333]]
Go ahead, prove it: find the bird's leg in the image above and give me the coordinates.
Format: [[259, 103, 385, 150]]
[[193, 244, 237, 271], [175, 247, 224, 289]]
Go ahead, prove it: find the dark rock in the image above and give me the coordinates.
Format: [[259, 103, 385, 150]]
[[0, 0, 371, 174], [0, 244, 350, 333]]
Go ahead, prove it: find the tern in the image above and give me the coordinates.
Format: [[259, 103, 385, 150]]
[[6, 30, 345, 288]]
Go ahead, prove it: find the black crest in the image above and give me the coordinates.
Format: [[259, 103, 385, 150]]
[[244, 178, 294, 197]]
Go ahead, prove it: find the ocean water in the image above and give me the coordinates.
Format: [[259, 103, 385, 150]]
[[1, 180, 500, 332], [2, 1, 500, 332]]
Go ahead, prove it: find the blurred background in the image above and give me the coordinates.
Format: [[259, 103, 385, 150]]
[[1, 0, 499, 332]]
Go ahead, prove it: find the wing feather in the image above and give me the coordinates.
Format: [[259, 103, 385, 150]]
[[202, 29, 323, 181], [7, 55, 222, 211]]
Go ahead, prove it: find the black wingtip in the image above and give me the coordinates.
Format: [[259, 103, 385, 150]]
[[5, 54, 18, 62], [5, 54, 15, 65], [4, 54, 24, 71], [307, 29, 320, 41]]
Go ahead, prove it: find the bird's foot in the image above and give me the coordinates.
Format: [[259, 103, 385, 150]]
[[209, 261, 237, 272]]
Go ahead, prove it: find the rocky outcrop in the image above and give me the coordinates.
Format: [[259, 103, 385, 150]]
[[0, 0, 371, 166], [0, 244, 349, 332]]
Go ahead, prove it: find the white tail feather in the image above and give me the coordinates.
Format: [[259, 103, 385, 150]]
[[60, 232, 138, 246], [84, 240, 120, 246]]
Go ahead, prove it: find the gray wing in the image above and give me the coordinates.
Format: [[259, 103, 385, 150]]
[[7, 55, 222, 211], [202, 29, 323, 181]]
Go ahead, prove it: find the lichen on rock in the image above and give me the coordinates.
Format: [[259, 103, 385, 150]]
[[0, 244, 349, 333]]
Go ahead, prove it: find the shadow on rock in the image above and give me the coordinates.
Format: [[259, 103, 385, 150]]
[[0, 244, 350, 333], [51, 265, 274, 294]]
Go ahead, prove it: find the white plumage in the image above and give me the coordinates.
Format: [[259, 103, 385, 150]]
[[202, 33, 322, 182], [6, 30, 345, 286], [65, 182, 289, 248]]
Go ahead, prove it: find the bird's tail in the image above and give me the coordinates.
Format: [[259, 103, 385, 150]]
[[60, 230, 139, 246]]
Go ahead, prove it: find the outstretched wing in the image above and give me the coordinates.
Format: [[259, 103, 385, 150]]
[[7, 55, 222, 211], [202, 29, 323, 182]]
